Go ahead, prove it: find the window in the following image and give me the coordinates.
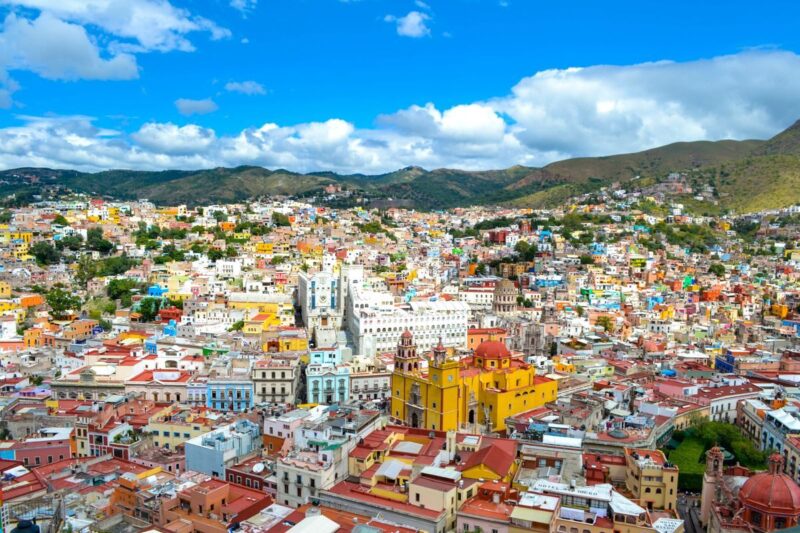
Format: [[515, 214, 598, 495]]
[[416, 493, 420, 502]]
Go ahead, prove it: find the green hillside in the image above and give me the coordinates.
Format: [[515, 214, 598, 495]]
[[3, 119, 800, 212], [543, 139, 764, 182]]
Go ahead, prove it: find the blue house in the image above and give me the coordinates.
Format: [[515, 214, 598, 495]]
[[206, 379, 255, 411], [148, 284, 168, 297]]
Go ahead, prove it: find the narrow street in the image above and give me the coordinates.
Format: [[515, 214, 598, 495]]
[[677, 494, 703, 533]]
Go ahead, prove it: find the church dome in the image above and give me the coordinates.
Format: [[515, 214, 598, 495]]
[[739, 454, 800, 515], [475, 340, 511, 360]]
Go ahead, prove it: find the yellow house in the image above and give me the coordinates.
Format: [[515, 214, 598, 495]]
[[243, 313, 282, 336], [261, 327, 308, 353], [255, 242, 274, 254], [552, 356, 576, 374], [0, 231, 33, 245], [228, 295, 294, 326], [625, 448, 679, 511], [391, 332, 557, 432], [0, 282, 10, 299], [144, 406, 214, 450], [0, 300, 20, 314]]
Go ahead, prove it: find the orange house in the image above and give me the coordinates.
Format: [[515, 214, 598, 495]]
[[19, 293, 45, 308], [24, 328, 43, 348]]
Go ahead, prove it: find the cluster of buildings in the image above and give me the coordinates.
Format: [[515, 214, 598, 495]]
[[0, 193, 800, 533]]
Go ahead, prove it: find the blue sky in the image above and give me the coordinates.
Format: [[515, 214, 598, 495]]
[[1, 0, 800, 173]]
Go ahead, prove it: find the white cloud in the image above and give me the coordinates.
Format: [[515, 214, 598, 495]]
[[1, 51, 800, 174], [230, 0, 257, 16], [0, 0, 228, 107], [0, 13, 139, 81], [131, 123, 216, 155], [175, 98, 218, 116], [385, 11, 431, 38], [225, 80, 266, 95], [494, 51, 800, 156], [2, 0, 230, 52]]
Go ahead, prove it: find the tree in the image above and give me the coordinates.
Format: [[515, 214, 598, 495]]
[[31, 242, 61, 265], [75, 255, 98, 288], [56, 234, 83, 251], [86, 227, 114, 253], [53, 214, 69, 226], [46, 288, 81, 320], [229, 320, 245, 332], [207, 248, 224, 262], [596, 315, 615, 333], [272, 212, 291, 227], [107, 278, 139, 308], [137, 297, 161, 322], [708, 263, 726, 277], [579, 254, 594, 265], [514, 240, 538, 262], [99, 255, 136, 276]]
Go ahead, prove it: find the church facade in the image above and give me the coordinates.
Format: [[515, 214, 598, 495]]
[[390, 330, 557, 433]]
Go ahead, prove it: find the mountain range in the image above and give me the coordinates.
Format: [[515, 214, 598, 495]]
[[2, 119, 800, 213]]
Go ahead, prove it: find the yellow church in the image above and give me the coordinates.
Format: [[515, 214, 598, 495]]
[[390, 330, 557, 433]]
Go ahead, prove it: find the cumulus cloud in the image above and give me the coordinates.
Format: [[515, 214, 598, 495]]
[[0, 13, 139, 81], [224, 80, 266, 95], [1, 51, 800, 174], [494, 51, 800, 156], [175, 98, 218, 116], [132, 123, 216, 155], [3, 0, 230, 52], [0, 0, 228, 107], [385, 11, 431, 38]]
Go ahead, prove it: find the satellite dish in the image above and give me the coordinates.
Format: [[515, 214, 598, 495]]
[[252, 462, 265, 474]]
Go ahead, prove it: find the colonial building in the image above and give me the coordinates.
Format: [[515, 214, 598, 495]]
[[390, 331, 557, 432], [493, 279, 517, 314], [702, 446, 800, 533]]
